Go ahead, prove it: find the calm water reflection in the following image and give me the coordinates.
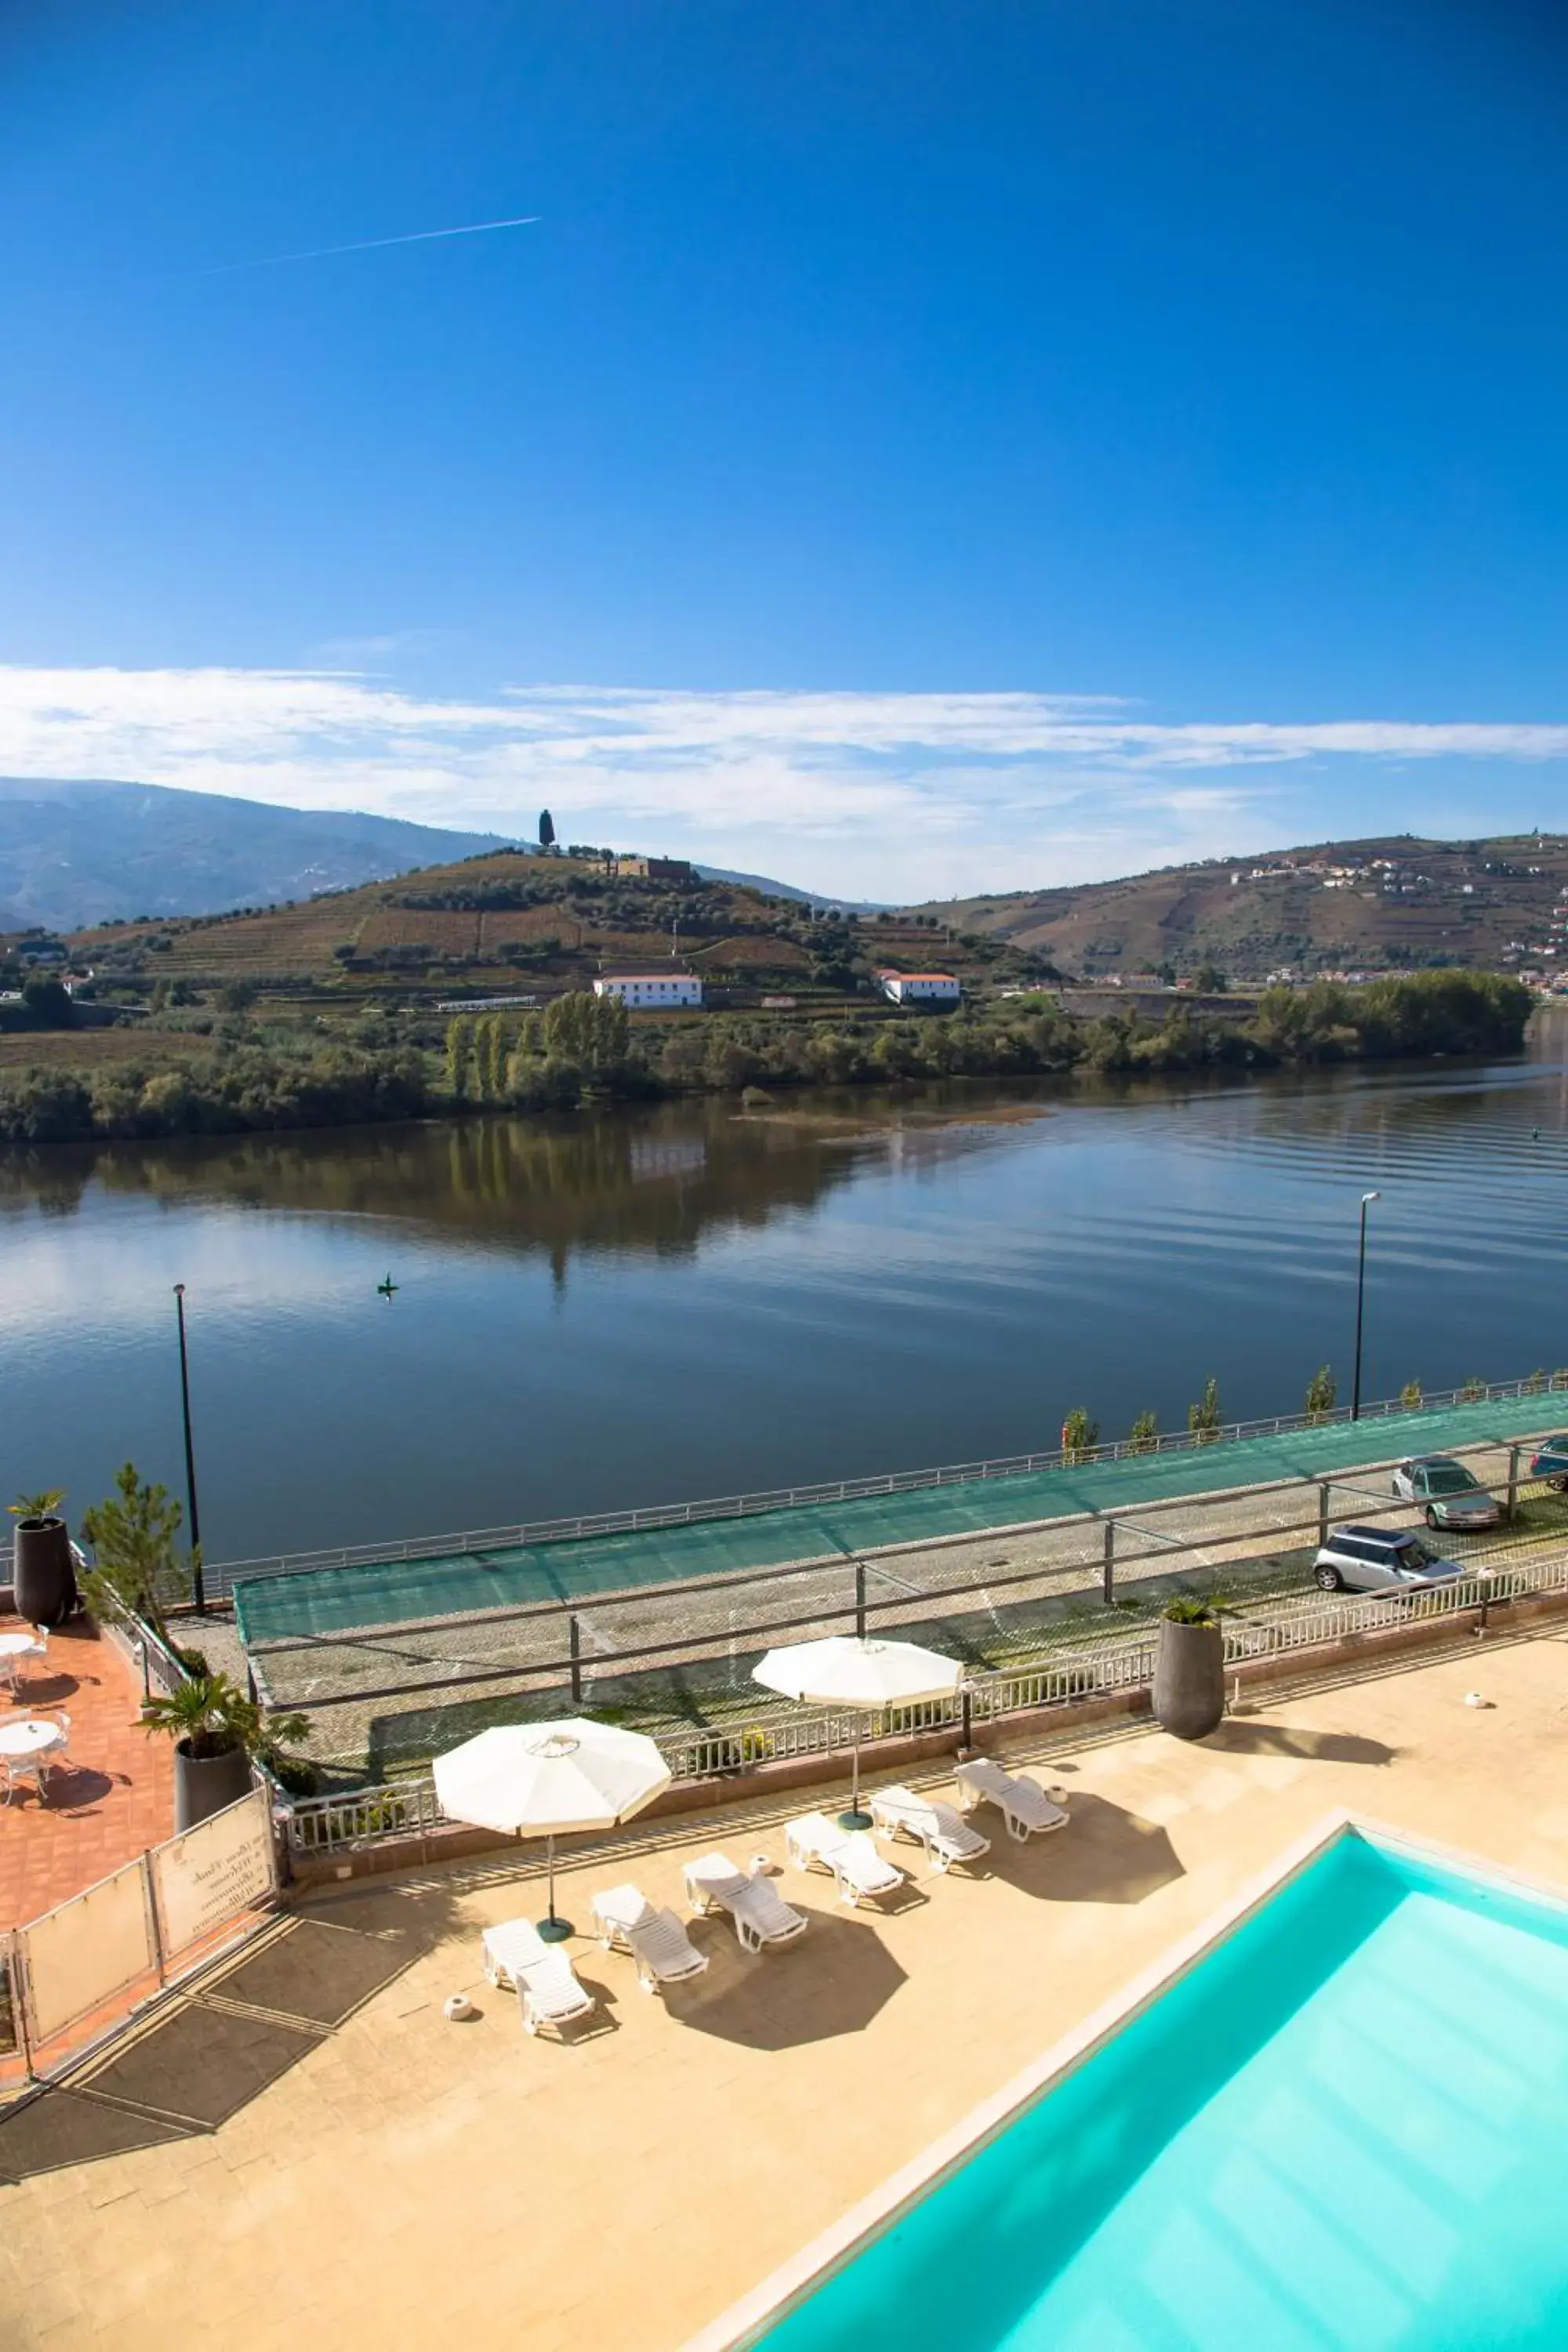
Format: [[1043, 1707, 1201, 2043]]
[[2, 1016, 1565, 1563]]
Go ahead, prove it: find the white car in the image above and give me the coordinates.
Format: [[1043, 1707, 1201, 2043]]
[[1389, 1457, 1501, 1532], [1313, 1524, 1472, 1595]]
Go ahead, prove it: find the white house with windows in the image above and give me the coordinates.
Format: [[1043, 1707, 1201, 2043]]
[[876, 969, 962, 1005], [593, 972, 704, 1009]]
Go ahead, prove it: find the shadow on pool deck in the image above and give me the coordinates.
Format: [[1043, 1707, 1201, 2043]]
[[983, 1791, 1185, 1907], [677, 1903, 909, 2050], [0, 1902, 453, 2182], [1201, 1721, 1399, 1766]]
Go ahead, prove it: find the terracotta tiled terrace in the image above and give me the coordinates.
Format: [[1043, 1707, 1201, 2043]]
[[2, 1628, 1567, 2350], [0, 1617, 173, 1930]]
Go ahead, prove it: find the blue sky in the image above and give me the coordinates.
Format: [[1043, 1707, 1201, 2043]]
[[2, 0, 1566, 898]]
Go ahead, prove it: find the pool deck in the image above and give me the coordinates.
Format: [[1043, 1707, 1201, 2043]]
[[234, 1393, 1568, 1640], [5, 1624, 1568, 2349]]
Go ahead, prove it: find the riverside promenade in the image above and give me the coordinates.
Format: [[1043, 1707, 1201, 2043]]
[[233, 1391, 1563, 1644]]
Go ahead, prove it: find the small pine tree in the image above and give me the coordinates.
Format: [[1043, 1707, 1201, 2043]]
[[1128, 1410, 1158, 1456], [78, 1463, 192, 1644], [1188, 1377, 1222, 1445], [538, 808, 556, 852], [1304, 1365, 1337, 1425]]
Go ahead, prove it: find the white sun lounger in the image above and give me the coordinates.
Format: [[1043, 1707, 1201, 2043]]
[[870, 1785, 991, 1873], [683, 1852, 809, 1951], [591, 1882, 711, 1992], [954, 1757, 1069, 1842], [786, 1812, 909, 1909], [481, 1917, 597, 2036]]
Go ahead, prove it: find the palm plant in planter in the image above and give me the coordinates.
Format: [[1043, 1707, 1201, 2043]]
[[143, 1673, 310, 1831], [1152, 1593, 1225, 1740], [7, 1487, 76, 1627]]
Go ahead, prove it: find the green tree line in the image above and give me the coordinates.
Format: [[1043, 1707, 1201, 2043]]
[[0, 971, 1534, 1145]]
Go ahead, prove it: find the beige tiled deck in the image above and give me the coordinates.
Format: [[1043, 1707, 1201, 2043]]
[[5, 1630, 1568, 2350]]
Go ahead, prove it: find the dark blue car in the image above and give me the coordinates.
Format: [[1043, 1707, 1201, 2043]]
[[1529, 1434, 1568, 1492]]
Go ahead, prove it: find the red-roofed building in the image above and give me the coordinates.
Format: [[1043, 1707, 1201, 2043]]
[[875, 969, 962, 1005], [593, 972, 704, 1008]]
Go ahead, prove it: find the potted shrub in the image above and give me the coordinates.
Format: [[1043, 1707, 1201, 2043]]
[[7, 1489, 77, 1627], [1152, 1594, 1225, 1740], [143, 1673, 310, 1831]]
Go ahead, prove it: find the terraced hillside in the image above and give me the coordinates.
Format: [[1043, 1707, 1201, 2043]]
[[63, 852, 1046, 1003], [922, 833, 1568, 981]]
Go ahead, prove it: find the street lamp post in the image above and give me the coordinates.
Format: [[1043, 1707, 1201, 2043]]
[[1351, 1191, 1381, 1422], [173, 1283, 205, 1612]]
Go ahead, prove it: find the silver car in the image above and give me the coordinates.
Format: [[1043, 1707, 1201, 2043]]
[[1389, 1456, 1501, 1532], [1313, 1523, 1471, 1595]]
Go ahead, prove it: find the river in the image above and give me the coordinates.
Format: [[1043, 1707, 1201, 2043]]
[[2, 1016, 1565, 1566]]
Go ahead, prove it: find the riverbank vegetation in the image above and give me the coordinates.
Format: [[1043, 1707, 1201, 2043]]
[[0, 970, 1534, 1145]]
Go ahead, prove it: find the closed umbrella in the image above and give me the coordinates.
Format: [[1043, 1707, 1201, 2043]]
[[433, 1717, 671, 1942], [753, 1635, 964, 1829]]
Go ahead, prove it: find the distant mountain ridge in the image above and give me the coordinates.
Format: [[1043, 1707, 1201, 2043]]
[[0, 777, 510, 933]]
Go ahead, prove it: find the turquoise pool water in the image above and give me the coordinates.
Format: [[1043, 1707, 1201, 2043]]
[[754, 1833, 1568, 2349]]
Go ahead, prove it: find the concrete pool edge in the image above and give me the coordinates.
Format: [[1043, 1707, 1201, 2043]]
[[678, 1809, 1568, 2352]]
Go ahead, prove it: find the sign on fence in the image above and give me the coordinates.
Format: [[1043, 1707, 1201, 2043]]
[[152, 1790, 274, 1954], [13, 1786, 278, 2077], [24, 1862, 156, 2045]]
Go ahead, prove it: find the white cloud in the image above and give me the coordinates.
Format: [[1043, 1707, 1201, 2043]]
[[0, 665, 1564, 900]]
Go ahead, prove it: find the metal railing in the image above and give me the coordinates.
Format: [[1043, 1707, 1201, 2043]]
[[245, 1439, 1553, 1733], [278, 1541, 1568, 1858], [204, 1369, 1568, 1604], [285, 1776, 447, 1853], [96, 1592, 191, 1703]]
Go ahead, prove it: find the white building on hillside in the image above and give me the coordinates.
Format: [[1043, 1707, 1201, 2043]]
[[876, 969, 962, 1005], [593, 972, 703, 1009]]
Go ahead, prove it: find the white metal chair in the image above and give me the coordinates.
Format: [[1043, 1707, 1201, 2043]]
[[3, 1751, 45, 1805]]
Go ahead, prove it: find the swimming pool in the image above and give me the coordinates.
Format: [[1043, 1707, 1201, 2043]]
[[709, 1824, 1568, 2350]]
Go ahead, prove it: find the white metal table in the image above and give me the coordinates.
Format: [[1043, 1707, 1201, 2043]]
[[0, 1631, 47, 1690], [0, 1719, 65, 1796]]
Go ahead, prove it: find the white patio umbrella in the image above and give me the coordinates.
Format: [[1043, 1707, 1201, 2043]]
[[433, 1717, 671, 1941], [753, 1635, 964, 1828]]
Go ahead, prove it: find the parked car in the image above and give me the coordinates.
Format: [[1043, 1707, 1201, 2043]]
[[1528, 1435, 1568, 1494], [1389, 1456, 1501, 1531], [1312, 1524, 1472, 1595]]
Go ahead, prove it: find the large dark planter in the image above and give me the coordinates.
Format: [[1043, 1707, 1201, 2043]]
[[1152, 1617, 1225, 1740], [13, 1517, 77, 1628], [173, 1740, 252, 1831]]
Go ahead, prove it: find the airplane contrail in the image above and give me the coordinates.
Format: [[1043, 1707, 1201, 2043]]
[[192, 214, 541, 278]]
